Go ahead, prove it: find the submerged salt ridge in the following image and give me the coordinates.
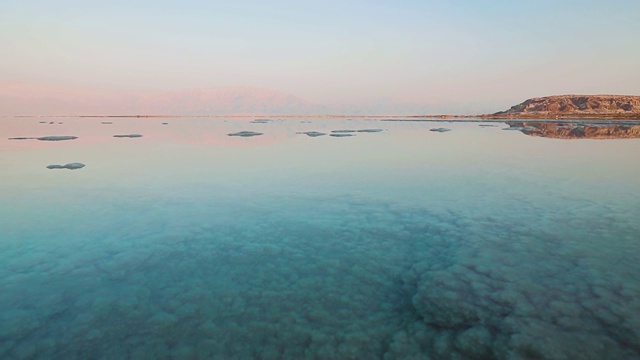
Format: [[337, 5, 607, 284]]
[[1, 190, 639, 359]]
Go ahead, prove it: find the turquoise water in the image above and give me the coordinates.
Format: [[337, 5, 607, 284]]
[[1, 118, 639, 359]]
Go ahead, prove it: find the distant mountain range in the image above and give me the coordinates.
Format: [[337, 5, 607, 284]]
[[0, 83, 319, 116], [135, 87, 319, 115], [1, 83, 639, 118], [0, 83, 445, 116]]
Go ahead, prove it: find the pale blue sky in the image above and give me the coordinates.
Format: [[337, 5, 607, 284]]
[[1, 0, 639, 112]]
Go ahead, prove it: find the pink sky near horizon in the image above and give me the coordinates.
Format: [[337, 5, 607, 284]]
[[1, 1, 639, 115]]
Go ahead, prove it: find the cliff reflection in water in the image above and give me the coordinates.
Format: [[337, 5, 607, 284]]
[[507, 121, 640, 139]]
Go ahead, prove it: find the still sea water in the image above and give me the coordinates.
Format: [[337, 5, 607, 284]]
[[1, 117, 639, 359]]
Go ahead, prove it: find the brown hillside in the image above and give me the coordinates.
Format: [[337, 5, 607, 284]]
[[490, 95, 640, 119]]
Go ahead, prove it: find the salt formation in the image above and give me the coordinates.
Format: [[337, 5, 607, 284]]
[[227, 131, 263, 137], [113, 134, 143, 138], [389, 210, 640, 359], [37, 136, 78, 141], [46, 163, 85, 170], [9, 135, 78, 141], [0, 189, 637, 359], [297, 131, 326, 137]]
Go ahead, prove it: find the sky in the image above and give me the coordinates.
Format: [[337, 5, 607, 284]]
[[1, 0, 639, 114]]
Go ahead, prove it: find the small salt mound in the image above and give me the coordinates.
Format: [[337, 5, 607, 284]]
[[46, 163, 85, 170], [10, 135, 78, 141], [228, 131, 263, 137], [297, 131, 326, 137], [113, 134, 143, 138], [37, 136, 78, 141]]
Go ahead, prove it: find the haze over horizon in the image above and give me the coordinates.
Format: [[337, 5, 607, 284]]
[[2, 1, 639, 115]]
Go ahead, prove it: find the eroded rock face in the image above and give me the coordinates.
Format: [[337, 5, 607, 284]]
[[506, 122, 640, 139], [493, 95, 640, 119]]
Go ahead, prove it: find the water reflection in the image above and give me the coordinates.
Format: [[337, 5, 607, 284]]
[[1, 117, 640, 358], [506, 121, 640, 139]]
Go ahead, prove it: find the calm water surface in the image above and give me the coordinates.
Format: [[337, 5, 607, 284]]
[[1, 117, 639, 359]]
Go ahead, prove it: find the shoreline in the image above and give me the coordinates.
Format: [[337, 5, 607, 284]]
[[2, 114, 639, 123]]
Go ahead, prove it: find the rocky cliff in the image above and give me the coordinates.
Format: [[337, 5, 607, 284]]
[[491, 95, 640, 119]]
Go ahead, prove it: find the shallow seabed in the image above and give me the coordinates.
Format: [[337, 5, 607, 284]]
[[1, 118, 640, 359]]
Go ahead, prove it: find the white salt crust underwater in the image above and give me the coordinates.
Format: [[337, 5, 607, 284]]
[[1, 118, 639, 359]]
